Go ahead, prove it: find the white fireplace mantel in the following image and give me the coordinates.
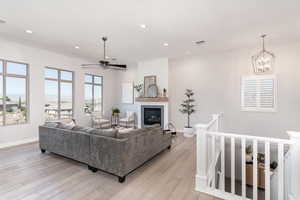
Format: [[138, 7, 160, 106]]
[[135, 101, 168, 129]]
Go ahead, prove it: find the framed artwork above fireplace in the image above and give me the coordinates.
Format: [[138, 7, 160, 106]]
[[144, 75, 156, 97]]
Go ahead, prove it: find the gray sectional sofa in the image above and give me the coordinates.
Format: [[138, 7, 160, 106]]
[[39, 123, 172, 183]]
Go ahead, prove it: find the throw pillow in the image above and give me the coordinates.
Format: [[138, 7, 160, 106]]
[[116, 128, 142, 139], [72, 126, 94, 133], [89, 128, 118, 138], [57, 120, 76, 130], [44, 122, 59, 128]]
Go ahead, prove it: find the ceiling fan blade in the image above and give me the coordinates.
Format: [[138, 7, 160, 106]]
[[107, 63, 127, 69], [81, 64, 101, 66]]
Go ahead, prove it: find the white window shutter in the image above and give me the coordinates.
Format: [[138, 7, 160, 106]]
[[241, 76, 277, 112]]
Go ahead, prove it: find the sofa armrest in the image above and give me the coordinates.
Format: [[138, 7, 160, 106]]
[[122, 129, 172, 175], [89, 135, 129, 177], [39, 126, 91, 163]]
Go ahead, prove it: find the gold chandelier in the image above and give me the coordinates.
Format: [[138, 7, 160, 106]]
[[252, 34, 275, 74]]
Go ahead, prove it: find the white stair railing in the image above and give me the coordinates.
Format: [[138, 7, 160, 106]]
[[195, 114, 300, 200]]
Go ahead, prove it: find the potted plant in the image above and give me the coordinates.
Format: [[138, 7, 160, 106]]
[[270, 161, 278, 170], [134, 84, 143, 97], [179, 89, 196, 137], [245, 145, 253, 163], [112, 108, 120, 116]]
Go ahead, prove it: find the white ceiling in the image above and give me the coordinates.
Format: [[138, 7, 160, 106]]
[[0, 0, 300, 63]]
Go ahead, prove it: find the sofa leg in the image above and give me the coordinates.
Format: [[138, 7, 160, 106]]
[[118, 176, 126, 183], [41, 149, 46, 153], [167, 145, 171, 150], [91, 167, 98, 173], [88, 166, 98, 173]]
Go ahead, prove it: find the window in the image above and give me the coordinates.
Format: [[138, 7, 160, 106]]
[[45, 68, 73, 120], [241, 75, 277, 112], [84, 74, 103, 114], [0, 60, 29, 126]]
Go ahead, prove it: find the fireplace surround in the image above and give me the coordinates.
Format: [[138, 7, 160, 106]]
[[141, 105, 164, 128], [136, 101, 168, 129]]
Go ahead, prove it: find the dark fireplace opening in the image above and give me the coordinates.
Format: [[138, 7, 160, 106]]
[[142, 106, 164, 128]]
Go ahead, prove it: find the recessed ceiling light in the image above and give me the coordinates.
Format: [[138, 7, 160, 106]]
[[195, 40, 205, 45], [140, 24, 147, 29], [25, 30, 33, 34], [163, 43, 169, 47], [0, 19, 6, 24], [75, 46, 80, 49]]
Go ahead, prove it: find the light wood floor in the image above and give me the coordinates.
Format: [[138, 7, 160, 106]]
[[0, 133, 220, 200]]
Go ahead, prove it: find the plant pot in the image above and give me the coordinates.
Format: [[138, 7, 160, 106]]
[[246, 153, 253, 163], [183, 127, 194, 137]]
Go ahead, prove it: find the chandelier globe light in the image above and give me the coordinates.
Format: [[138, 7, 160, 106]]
[[252, 34, 275, 74]]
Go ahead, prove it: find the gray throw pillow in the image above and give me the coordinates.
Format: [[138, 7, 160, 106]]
[[72, 126, 94, 133], [117, 129, 142, 139], [44, 122, 59, 128], [90, 128, 118, 138], [57, 121, 76, 130], [145, 124, 161, 129]]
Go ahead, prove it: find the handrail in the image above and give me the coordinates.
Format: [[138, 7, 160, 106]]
[[195, 113, 300, 200], [206, 131, 294, 145]]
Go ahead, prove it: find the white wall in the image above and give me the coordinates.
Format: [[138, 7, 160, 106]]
[[116, 58, 169, 117], [115, 64, 138, 114], [169, 42, 300, 139], [137, 58, 169, 94], [0, 37, 119, 147]]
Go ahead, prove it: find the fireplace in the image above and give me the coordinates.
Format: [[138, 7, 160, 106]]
[[141, 105, 164, 128]]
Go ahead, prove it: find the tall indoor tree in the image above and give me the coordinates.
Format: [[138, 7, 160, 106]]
[[179, 89, 196, 137]]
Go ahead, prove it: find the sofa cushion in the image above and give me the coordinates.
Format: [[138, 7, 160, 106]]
[[89, 128, 118, 138]]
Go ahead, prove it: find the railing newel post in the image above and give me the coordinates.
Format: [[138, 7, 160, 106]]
[[195, 123, 209, 192], [287, 131, 300, 200]]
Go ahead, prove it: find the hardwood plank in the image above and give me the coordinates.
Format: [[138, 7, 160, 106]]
[[0, 133, 220, 200]]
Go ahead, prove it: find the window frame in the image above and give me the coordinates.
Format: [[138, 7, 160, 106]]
[[45, 67, 74, 120], [84, 74, 103, 114], [0, 59, 30, 126], [241, 75, 277, 113]]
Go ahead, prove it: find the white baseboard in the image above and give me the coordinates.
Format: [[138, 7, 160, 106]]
[[0, 137, 39, 149]]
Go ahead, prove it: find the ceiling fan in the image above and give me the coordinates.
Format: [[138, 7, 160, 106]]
[[81, 37, 127, 70]]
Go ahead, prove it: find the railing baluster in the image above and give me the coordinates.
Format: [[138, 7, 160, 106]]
[[241, 138, 246, 198], [265, 141, 270, 200], [220, 136, 225, 191], [231, 137, 235, 194], [278, 143, 284, 200], [253, 140, 258, 200], [211, 135, 216, 189], [195, 116, 295, 200]]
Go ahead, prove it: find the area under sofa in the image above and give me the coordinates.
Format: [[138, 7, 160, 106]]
[[39, 124, 172, 183]]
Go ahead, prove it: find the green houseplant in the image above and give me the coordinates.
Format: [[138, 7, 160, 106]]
[[245, 145, 253, 163], [112, 108, 120, 116], [179, 89, 196, 137]]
